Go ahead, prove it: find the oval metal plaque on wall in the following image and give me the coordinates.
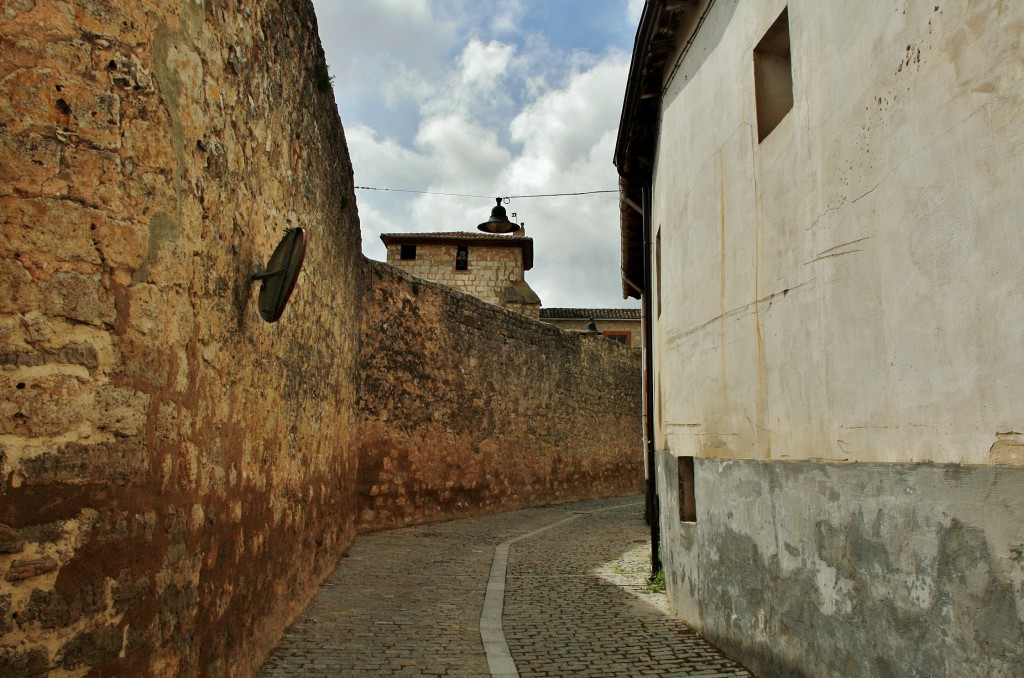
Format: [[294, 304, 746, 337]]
[[252, 227, 308, 323]]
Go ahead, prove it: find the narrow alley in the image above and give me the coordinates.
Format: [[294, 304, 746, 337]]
[[259, 496, 751, 677]]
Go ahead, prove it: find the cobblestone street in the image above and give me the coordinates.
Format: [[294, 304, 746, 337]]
[[260, 496, 752, 677]]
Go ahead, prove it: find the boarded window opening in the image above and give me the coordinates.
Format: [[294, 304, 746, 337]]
[[678, 456, 696, 522], [754, 8, 793, 142], [400, 244, 417, 260], [455, 245, 469, 270]]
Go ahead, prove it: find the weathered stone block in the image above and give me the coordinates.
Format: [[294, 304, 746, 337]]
[[40, 271, 115, 327], [112, 571, 150, 612], [126, 283, 162, 335], [93, 384, 149, 437], [0, 128, 61, 195], [0, 31, 39, 69], [20, 438, 148, 486], [0, 595, 10, 636], [5, 556, 58, 582], [18, 522, 64, 546], [120, 117, 173, 172], [0, 371, 87, 437], [0, 67, 120, 148], [0, 343, 99, 371], [0, 524, 23, 554], [0, 257, 41, 313], [59, 624, 123, 670], [0, 197, 104, 266], [0, 647, 48, 678], [117, 333, 173, 388], [23, 585, 107, 632]]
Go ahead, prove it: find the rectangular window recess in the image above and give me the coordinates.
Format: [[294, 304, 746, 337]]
[[754, 8, 793, 143], [455, 245, 469, 271], [655, 228, 662, 318], [678, 455, 696, 522], [400, 244, 416, 260]]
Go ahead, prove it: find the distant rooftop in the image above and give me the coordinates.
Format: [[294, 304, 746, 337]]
[[540, 308, 641, 320], [380, 231, 533, 270]]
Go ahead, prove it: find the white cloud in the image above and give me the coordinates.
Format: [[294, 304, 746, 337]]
[[458, 39, 515, 91], [488, 0, 525, 36], [312, 0, 639, 308], [507, 53, 629, 189], [312, 1, 457, 106], [346, 124, 432, 187], [415, 115, 512, 182]]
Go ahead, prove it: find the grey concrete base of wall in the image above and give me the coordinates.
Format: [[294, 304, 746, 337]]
[[656, 452, 1024, 678]]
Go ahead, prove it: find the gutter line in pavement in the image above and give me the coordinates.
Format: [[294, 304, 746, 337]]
[[479, 501, 644, 678]]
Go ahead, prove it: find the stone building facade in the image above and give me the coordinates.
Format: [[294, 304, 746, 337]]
[[0, 1, 641, 675], [382, 232, 541, 318], [616, 1, 1024, 677], [539, 308, 642, 347]]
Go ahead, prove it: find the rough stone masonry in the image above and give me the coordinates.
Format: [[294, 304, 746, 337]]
[[358, 262, 642, 531], [0, 1, 641, 675]]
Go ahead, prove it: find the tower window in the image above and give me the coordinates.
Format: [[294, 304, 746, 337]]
[[754, 8, 793, 142], [455, 246, 469, 271], [400, 244, 417, 260]]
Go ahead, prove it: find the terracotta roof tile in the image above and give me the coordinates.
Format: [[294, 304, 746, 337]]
[[540, 308, 641, 320]]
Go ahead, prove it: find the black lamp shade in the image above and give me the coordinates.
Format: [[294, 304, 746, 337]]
[[477, 197, 517, 234]]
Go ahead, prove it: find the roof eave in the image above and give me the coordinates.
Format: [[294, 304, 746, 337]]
[[615, 0, 702, 299]]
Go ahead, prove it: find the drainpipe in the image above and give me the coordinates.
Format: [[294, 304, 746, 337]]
[[641, 184, 661, 575]]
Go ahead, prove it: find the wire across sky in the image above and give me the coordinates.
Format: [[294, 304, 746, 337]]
[[354, 186, 618, 200]]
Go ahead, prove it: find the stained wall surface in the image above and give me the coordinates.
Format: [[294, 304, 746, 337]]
[[652, 0, 1024, 466], [358, 262, 643, 531], [0, 1, 362, 674], [644, 0, 1024, 675], [657, 453, 1024, 678]]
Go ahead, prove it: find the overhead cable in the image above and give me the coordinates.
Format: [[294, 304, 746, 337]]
[[354, 186, 618, 199]]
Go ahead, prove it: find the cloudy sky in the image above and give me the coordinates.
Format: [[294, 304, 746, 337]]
[[310, 0, 644, 308]]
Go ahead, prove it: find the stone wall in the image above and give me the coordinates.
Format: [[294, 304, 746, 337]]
[[0, 1, 362, 675], [357, 261, 643, 530], [540, 318, 641, 348]]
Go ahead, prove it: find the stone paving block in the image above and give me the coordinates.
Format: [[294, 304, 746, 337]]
[[260, 496, 753, 677]]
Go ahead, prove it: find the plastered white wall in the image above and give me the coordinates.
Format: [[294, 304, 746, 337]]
[[651, 0, 1024, 465]]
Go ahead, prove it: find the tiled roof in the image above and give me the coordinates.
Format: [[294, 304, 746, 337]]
[[380, 231, 533, 270], [540, 308, 641, 320]]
